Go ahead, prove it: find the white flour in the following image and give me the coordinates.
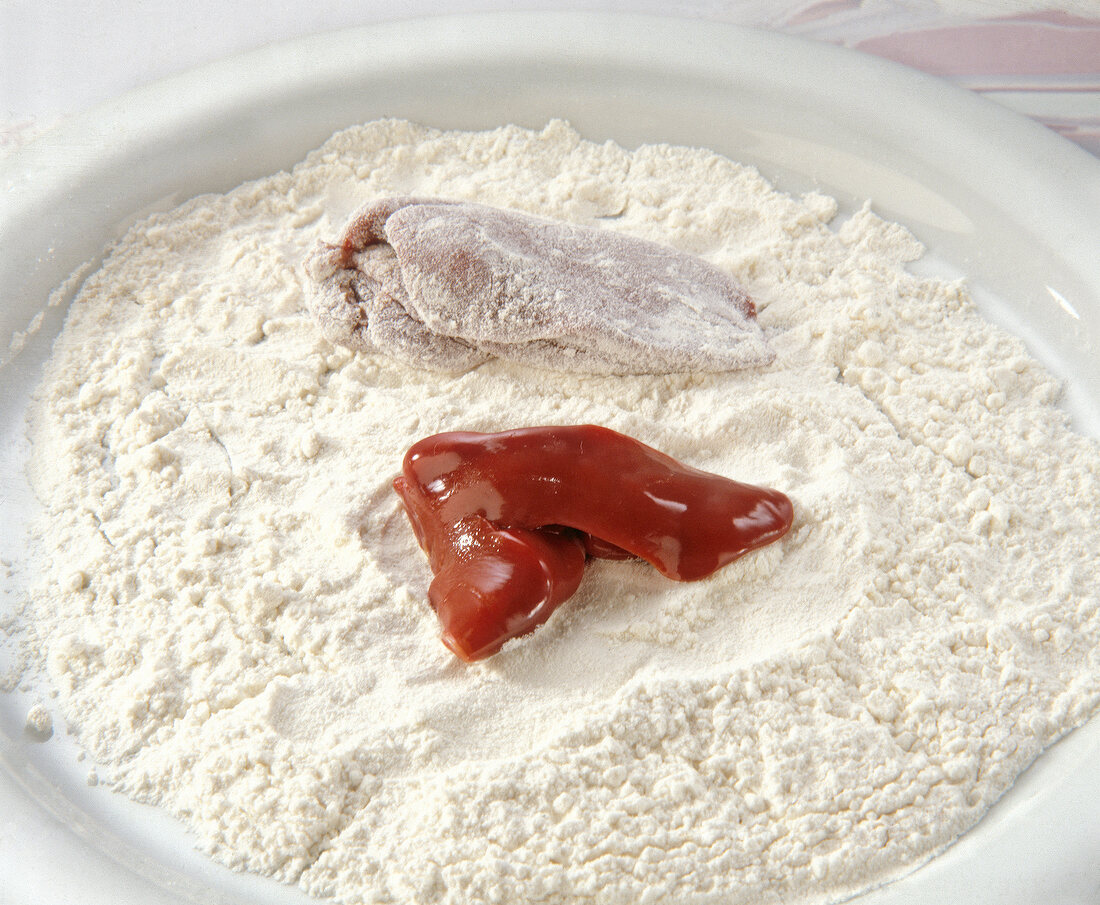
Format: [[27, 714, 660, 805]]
[[15, 120, 1100, 904]]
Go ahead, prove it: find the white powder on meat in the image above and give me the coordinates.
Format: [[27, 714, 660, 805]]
[[303, 195, 773, 374], [15, 120, 1100, 904]]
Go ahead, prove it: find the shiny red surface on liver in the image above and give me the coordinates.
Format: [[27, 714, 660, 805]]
[[394, 425, 793, 661]]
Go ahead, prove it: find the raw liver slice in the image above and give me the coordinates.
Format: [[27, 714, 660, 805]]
[[306, 197, 774, 374], [394, 425, 794, 661]]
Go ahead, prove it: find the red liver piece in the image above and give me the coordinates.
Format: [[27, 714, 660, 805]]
[[393, 425, 793, 661]]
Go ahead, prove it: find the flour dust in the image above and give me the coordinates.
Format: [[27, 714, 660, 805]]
[[11, 120, 1100, 905]]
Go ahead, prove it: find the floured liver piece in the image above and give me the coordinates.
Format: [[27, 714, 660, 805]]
[[304, 196, 774, 373]]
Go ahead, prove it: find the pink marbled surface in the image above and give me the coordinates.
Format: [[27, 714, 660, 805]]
[[789, 5, 1100, 156]]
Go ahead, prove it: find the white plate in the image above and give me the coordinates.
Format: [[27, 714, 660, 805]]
[[2, 12, 1099, 905]]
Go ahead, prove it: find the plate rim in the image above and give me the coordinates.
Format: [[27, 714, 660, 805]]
[[2, 11, 1099, 905]]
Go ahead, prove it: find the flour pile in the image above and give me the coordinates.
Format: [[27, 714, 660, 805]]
[[15, 120, 1100, 904]]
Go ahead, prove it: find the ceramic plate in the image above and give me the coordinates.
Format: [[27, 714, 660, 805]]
[[2, 13, 1098, 905]]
